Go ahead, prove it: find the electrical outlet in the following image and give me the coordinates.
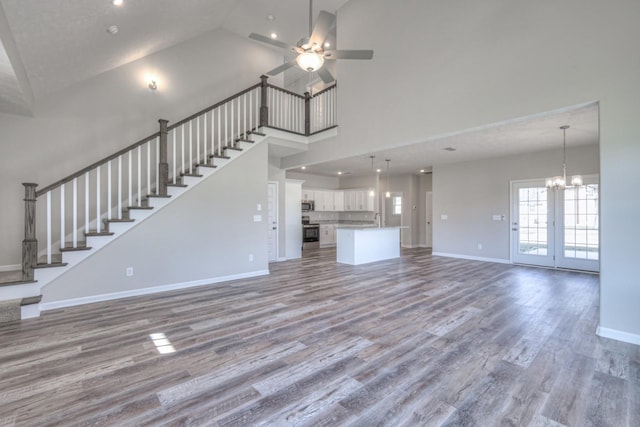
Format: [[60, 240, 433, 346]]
[[477, 243, 483, 250], [126, 267, 133, 277], [249, 254, 254, 262]]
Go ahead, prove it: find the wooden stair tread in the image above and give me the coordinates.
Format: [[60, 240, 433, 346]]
[[196, 163, 217, 168], [146, 194, 172, 199], [21, 295, 42, 306], [0, 279, 37, 287], [85, 231, 115, 236], [34, 262, 68, 269], [127, 206, 153, 210], [236, 138, 255, 143], [210, 154, 231, 159], [181, 173, 203, 177], [249, 130, 266, 136], [167, 183, 188, 188], [226, 146, 243, 151], [60, 246, 92, 252], [105, 218, 135, 223]]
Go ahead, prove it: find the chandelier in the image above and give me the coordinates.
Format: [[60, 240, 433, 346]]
[[545, 125, 582, 190]]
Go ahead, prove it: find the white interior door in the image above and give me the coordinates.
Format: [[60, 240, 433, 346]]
[[425, 191, 433, 248], [267, 182, 278, 262], [511, 177, 599, 272]]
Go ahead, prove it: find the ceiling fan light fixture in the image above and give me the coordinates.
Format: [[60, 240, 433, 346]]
[[296, 50, 324, 72]]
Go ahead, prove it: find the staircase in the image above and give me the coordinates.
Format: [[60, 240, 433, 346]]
[[0, 76, 337, 322]]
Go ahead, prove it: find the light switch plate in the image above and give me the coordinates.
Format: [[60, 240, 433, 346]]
[[253, 215, 262, 222]]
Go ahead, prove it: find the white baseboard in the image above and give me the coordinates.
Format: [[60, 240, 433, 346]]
[[40, 270, 270, 312], [0, 264, 20, 272], [432, 252, 511, 265], [596, 325, 640, 346]]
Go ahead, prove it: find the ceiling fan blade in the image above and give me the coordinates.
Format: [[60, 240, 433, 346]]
[[266, 59, 297, 76], [317, 66, 335, 84], [324, 49, 374, 60], [249, 33, 299, 53], [309, 11, 336, 47]]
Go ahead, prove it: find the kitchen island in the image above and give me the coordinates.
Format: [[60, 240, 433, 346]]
[[336, 226, 400, 265]]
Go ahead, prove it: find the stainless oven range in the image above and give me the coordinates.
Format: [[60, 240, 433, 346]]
[[301, 215, 320, 250]]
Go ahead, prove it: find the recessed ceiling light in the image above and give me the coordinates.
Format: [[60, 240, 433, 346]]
[[301, 166, 306, 170], [107, 25, 119, 35], [270, 32, 277, 39], [324, 41, 331, 48], [376, 168, 382, 173], [420, 169, 425, 173], [337, 171, 342, 175], [267, 14, 275, 21], [113, 0, 123, 6], [444, 147, 456, 151]]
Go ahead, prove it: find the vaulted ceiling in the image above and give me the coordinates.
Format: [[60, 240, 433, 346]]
[[0, 0, 348, 115]]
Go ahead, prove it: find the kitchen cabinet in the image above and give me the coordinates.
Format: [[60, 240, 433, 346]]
[[333, 191, 344, 211], [320, 224, 336, 246], [343, 189, 375, 211], [315, 191, 333, 211], [302, 190, 314, 201]]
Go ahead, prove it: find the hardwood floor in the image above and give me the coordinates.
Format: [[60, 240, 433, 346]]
[[0, 248, 638, 426]]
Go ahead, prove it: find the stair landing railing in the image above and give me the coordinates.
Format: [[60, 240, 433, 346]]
[[20, 76, 337, 281]]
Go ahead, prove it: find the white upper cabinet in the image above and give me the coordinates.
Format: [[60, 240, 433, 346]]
[[302, 188, 375, 212]]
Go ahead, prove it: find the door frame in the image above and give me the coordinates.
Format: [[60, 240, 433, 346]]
[[267, 181, 279, 262], [510, 177, 600, 272]]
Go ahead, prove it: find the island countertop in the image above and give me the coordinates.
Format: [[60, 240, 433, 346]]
[[336, 227, 401, 265]]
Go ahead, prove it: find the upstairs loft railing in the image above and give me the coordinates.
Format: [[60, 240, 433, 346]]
[[20, 76, 337, 281]]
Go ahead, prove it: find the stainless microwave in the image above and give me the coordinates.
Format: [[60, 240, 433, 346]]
[[301, 200, 314, 211]]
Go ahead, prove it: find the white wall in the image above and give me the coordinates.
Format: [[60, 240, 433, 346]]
[[279, 0, 640, 342], [41, 142, 269, 305], [0, 28, 283, 268], [433, 145, 599, 261], [285, 180, 303, 260]]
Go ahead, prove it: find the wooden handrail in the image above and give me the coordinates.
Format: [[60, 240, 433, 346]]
[[265, 84, 306, 99], [311, 83, 337, 98], [167, 82, 262, 131]]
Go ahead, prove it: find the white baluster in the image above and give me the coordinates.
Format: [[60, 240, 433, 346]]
[[128, 151, 132, 207], [243, 93, 247, 137], [85, 172, 90, 232], [73, 177, 78, 246], [96, 165, 101, 233], [203, 113, 207, 164], [155, 138, 160, 193], [196, 116, 201, 165], [217, 107, 221, 156], [172, 130, 177, 184], [146, 142, 151, 200], [137, 146, 141, 207], [60, 184, 65, 250], [231, 99, 235, 146], [46, 191, 52, 264], [181, 124, 185, 176], [107, 161, 112, 221], [118, 156, 122, 219], [209, 110, 214, 157], [224, 103, 228, 149], [249, 90, 253, 133], [189, 121, 193, 174]]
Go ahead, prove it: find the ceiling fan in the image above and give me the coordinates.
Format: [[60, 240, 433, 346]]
[[248, 0, 373, 84]]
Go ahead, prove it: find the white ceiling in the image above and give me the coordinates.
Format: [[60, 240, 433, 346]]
[[0, 0, 599, 175], [0, 0, 348, 114], [294, 102, 599, 177]]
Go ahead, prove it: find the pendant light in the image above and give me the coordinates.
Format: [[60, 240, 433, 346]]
[[385, 159, 391, 198], [546, 125, 582, 190], [369, 155, 376, 197]]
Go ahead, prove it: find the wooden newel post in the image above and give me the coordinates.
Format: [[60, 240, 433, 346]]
[[158, 119, 169, 196], [259, 75, 268, 128], [22, 183, 38, 281], [304, 91, 311, 136]]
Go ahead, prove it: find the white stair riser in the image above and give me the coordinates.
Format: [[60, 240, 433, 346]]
[[0, 283, 40, 300], [127, 209, 154, 222], [146, 197, 172, 209]]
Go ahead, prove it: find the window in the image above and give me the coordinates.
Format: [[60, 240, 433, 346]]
[[393, 195, 402, 215]]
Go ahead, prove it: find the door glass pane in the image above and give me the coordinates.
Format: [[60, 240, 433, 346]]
[[518, 187, 548, 255], [564, 184, 599, 260]]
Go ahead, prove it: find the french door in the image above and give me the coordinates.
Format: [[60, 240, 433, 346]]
[[510, 176, 599, 272]]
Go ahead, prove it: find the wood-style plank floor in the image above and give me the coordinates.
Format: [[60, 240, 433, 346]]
[[0, 248, 638, 426]]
